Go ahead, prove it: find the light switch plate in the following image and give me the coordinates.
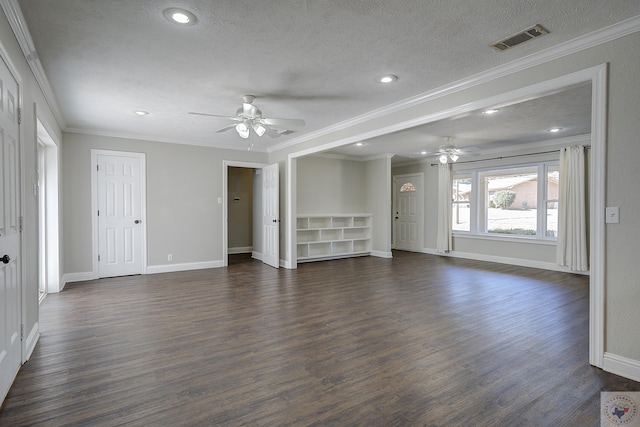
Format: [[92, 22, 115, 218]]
[[605, 207, 619, 224]]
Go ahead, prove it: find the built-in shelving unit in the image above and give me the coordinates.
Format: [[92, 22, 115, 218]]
[[296, 214, 372, 262]]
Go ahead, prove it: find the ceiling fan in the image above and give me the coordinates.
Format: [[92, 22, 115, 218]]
[[434, 144, 462, 164], [188, 95, 305, 139], [416, 138, 479, 163]]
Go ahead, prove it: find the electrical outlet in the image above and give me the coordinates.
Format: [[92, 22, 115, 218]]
[[168, 254, 173, 261]]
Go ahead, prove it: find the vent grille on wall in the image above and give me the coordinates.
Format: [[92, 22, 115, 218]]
[[492, 24, 549, 51]]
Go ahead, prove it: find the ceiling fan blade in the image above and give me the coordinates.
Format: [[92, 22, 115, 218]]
[[262, 117, 305, 127], [264, 127, 283, 138], [188, 112, 239, 120], [214, 124, 238, 133]]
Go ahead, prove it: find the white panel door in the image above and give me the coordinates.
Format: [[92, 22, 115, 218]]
[[394, 174, 423, 252], [262, 163, 279, 268], [0, 54, 22, 403], [97, 153, 143, 278]]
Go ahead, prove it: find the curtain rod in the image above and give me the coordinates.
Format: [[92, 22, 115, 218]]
[[429, 146, 591, 167]]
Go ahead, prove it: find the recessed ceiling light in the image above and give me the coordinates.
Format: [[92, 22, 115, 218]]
[[134, 110, 149, 116], [549, 127, 562, 133], [376, 74, 398, 84], [420, 150, 428, 155], [482, 108, 500, 115], [355, 142, 364, 146], [163, 8, 197, 25]]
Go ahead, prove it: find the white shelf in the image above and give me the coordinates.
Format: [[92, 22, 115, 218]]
[[296, 214, 372, 262]]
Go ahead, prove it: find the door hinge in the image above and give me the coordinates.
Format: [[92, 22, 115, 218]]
[[97, 164, 99, 172], [17, 107, 21, 125], [20, 324, 24, 340], [97, 210, 100, 217], [19, 216, 23, 232], [98, 254, 101, 262]]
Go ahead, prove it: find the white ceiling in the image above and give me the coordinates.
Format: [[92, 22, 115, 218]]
[[13, 1, 640, 155]]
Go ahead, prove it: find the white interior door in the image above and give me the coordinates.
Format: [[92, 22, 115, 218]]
[[96, 152, 144, 278], [262, 163, 279, 268], [0, 54, 22, 402], [394, 174, 423, 252]]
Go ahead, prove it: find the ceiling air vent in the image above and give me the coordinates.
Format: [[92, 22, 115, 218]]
[[491, 24, 549, 51]]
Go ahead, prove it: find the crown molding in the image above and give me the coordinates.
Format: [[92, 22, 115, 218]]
[[391, 134, 592, 168], [310, 152, 395, 162], [0, 0, 66, 128], [64, 128, 270, 153], [269, 15, 640, 155]]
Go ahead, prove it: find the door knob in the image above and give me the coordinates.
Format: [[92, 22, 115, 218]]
[[1, 254, 10, 264], [135, 220, 141, 224]]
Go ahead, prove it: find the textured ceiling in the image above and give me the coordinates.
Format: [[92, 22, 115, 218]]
[[327, 82, 593, 162], [14, 0, 640, 154]]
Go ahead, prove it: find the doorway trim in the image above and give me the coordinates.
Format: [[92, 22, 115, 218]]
[[35, 108, 60, 294], [222, 160, 267, 267], [284, 64, 606, 369], [90, 149, 147, 279]]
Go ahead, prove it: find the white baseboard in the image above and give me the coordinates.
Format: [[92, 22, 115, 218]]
[[420, 248, 589, 275], [61, 271, 97, 290], [603, 352, 640, 382], [61, 261, 227, 286], [147, 260, 225, 274], [24, 321, 39, 362], [228, 246, 253, 254], [371, 250, 393, 259]]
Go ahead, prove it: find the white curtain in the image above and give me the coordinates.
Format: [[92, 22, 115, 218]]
[[556, 145, 588, 271], [436, 163, 452, 253]]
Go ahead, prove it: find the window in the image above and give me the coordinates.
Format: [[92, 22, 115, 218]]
[[452, 162, 558, 240], [452, 175, 471, 232], [483, 166, 538, 236], [400, 182, 416, 192]]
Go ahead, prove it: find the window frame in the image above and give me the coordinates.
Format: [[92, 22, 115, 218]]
[[452, 160, 559, 241]]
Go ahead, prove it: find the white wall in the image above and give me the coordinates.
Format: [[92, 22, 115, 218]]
[[365, 157, 392, 257], [296, 156, 366, 214], [61, 132, 267, 277]]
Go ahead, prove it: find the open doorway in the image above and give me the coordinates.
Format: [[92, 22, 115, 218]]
[[227, 166, 258, 264], [222, 161, 275, 267], [36, 115, 60, 296]]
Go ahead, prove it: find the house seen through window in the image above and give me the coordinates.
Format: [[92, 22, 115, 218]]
[[452, 162, 559, 239]]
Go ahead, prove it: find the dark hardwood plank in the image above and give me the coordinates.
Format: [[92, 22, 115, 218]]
[[1, 252, 638, 426]]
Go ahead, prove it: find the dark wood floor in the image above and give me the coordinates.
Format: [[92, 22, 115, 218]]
[[1, 252, 638, 426]]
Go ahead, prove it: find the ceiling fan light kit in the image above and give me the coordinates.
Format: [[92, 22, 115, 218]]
[[436, 138, 462, 164]]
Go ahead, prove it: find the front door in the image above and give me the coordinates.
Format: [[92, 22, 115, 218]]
[[0, 53, 22, 402], [393, 174, 423, 252], [95, 151, 144, 278], [262, 163, 279, 268]]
